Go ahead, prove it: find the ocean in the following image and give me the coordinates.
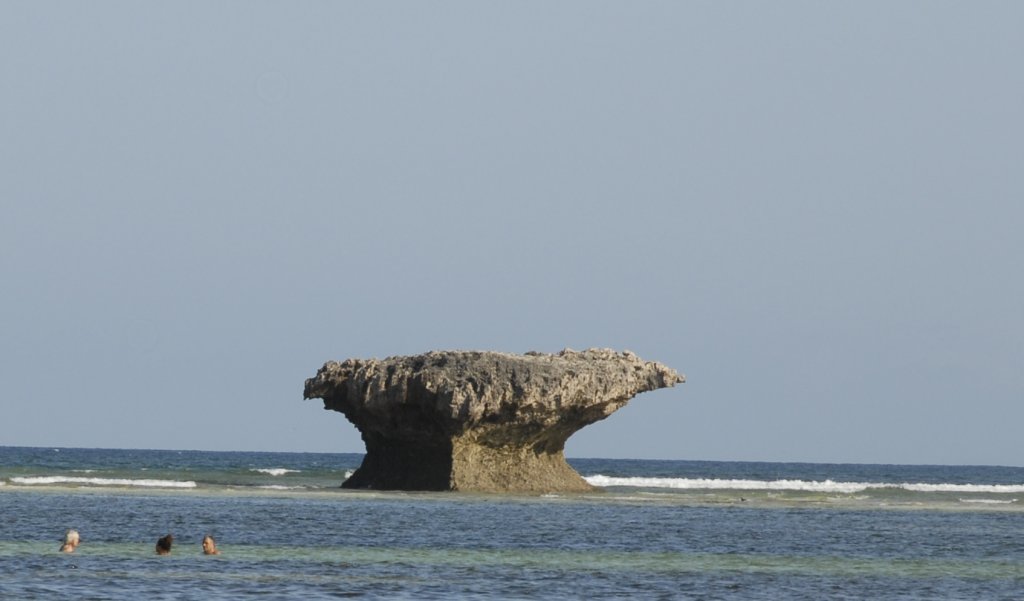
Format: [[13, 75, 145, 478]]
[[1, 447, 1021, 599]]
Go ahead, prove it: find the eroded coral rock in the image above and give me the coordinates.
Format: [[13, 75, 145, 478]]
[[303, 348, 683, 492]]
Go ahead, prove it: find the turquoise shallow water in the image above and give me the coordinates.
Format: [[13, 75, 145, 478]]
[[1, 447, 1022, 599]]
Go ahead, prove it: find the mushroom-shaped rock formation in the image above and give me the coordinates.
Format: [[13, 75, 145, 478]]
[[303, 348, 684, 493]]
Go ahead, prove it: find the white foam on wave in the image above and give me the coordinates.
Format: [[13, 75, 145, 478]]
[[258, 484, 306, 490], [251, 468, 300, 476], [958, 498, 1018, 505], [902, 483, 1024, 493], [10, 476, 197, 488], [584, 475, 1024, 495], [585, 476, 872, 493]]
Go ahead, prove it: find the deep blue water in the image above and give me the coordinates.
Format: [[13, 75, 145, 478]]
[[1, 447, 1022, 599]]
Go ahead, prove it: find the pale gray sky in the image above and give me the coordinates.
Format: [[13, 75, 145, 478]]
[[2, 2, 1022, 465]]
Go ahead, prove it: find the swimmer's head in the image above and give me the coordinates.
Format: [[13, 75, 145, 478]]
[[155, 534, 174, 555], [60, 529, 80, 552], [202, 534, 219, 555]]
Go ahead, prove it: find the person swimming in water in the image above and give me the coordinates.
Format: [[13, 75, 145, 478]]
[[59, 529, 80, 553], [201, 534, 220, 555], [155, 534, 173, 555]]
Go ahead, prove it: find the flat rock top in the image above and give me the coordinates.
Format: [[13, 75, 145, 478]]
[[304, 348, 684, 428]]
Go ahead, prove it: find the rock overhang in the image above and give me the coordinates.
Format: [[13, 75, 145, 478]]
[[303, 348, 683, 492]]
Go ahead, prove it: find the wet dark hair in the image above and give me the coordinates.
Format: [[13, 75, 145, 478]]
[[156, 534, 174, 554]]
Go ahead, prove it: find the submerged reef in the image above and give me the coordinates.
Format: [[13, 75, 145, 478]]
[[303, 348, 684, 493]]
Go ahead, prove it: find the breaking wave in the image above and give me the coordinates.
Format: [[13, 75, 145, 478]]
[[9, 476, 197, 488], [958, 498, 1018, 505], [250, 468, 301, 476], [584, 476, 1024, 494]]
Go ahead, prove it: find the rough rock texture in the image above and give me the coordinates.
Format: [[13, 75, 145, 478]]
[[303, 348, 684, 493]]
